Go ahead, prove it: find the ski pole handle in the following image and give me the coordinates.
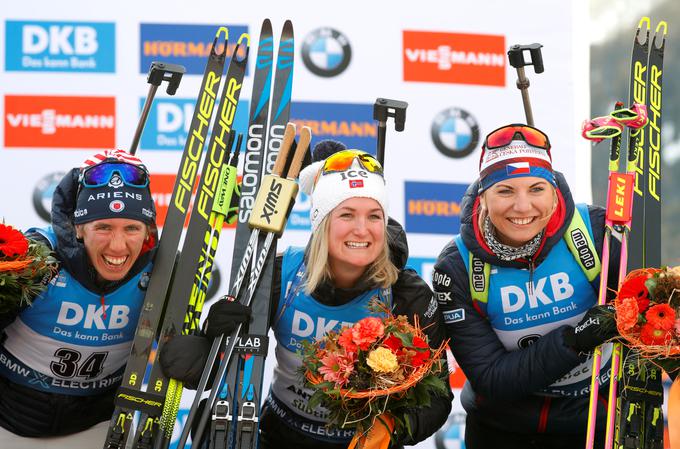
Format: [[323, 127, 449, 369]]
[[288, 126, 312, 179], [130, 61, 186, 155], [373, 98, 408, 167], [507, 43, 543, 127]]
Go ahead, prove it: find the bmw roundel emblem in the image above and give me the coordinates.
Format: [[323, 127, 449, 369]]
[[32, 171, 66, 222], [431, 107, 480, 159], [109, 200, 125, 213], [302, 27, 352, 77]]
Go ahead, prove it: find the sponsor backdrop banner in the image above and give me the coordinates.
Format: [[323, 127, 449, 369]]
[[0, 1, 590, 448]]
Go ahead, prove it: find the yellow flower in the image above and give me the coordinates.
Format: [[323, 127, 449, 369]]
[[366, 347, 398, 373], [668, 266, 680, 277]]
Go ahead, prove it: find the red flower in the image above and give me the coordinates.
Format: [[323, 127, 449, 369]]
[[645, 304, 676, 331], [338, 328, 358, 353], [351, 317, 385, 351], [409, 336, 431, 368], [0, 224, 28, 258], [640, 323, 672, 346], [616, 297, 640, 331], [383, 335, 403, 353], [618, 271, 653, 312]]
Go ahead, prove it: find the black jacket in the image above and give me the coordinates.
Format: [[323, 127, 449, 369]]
[[432, 173, 620, 436], [0, 168, 157, 437]]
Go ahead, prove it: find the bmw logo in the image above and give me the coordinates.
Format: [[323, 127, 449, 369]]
[[109, 200, 125, 213], [32, 172, 66, 222], [302, 27, 352, 77], [431, 107, 480, 158]]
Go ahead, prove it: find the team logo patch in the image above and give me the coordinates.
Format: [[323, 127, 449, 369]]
[[443, 308, 465, 324], [349, 179, 364, 188], [109, 200, 125, 213], [506, 162, 531, 176], [302, 27, 352, 77]]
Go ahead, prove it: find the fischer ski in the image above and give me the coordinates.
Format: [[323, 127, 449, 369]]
[[615, 18, 667, 449], [103, 27, 229, 449]]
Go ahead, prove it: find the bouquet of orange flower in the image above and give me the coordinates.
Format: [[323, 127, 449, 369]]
[[613, 266, 680, 372], [300, 300, 448, 448], [0, 223, 58, 313]]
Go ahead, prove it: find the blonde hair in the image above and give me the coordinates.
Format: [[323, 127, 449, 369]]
[[304, 215, 399, 294]]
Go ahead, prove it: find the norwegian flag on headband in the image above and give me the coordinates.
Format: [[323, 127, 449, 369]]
[[81, 149, 144, 168], [506, 162, 531, 176]]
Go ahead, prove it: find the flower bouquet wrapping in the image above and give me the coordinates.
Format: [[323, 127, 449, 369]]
[[0, 224, 58, 313], [613, 266, 680, 372], [300, 300, 449, 449]]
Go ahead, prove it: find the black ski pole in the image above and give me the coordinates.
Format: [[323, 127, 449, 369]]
[[507, 43, 544, 126], [373, 98, 407, 167], [129, 61, 185, 155]]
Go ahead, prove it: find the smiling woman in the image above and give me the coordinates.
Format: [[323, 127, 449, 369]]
[[159, 140, 452, 449], [432, 124, 622, 449]]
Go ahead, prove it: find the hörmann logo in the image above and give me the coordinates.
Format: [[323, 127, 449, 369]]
[[290, 101, 376, 152], [6, 20, 115, 72], [405, 181, 468, 235], [403, 30, 505, 86], [140, 23, 248, 75], [5, 95, 115, 148]]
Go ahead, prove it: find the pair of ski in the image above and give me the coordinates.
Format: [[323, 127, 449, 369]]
[[174, 19, 299, 449], [103, 26, 250, 449], [584, 17, 667, 449]]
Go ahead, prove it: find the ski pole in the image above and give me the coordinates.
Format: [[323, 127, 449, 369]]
[[507, 43, 543, 126], [130, 62, 185, 155], [373, 98, 407, 167]]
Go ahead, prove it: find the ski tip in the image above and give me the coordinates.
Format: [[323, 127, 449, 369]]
[[216, 26, 229, 42], [655, 21, 668, 38], [261, 18, 273, 32], [638, 16, 651, 30], [237, 33, 251, 48]]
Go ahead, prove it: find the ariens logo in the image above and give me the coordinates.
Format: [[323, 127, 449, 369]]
[[140, 23, 248, 75], [4, 95, 115, 148], [302, 27, 352, 77], [431, 107, 480, 158], [404, 181, 468, 235], [5, 20, 115, 72], [403, 30, 505, 86]]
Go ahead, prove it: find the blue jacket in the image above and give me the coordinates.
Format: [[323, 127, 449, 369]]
[[432, 172, 620, 435]]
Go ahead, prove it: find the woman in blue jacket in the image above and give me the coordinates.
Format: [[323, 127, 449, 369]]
[[432, 124, 619, 449]]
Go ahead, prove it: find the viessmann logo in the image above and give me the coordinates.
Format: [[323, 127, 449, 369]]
[[403, 30, 505, 86], [4, 95, 115, 148], [5, 20, 115, 72]]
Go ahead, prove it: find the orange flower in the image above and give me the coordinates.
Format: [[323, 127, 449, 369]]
[[640, 323, 672, 346], [351, 317, 385, 351], [645, 304, 676, 331], [617, 297, 640, 331], [0, 224, 28, 258], [618, 271, 653, 312]]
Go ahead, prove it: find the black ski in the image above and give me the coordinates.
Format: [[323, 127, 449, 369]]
[[231, 19, 294, 449], [103, 27, 228, 449], [136, 32, 250, 449]]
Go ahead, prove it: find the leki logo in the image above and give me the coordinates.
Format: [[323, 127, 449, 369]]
[[403, 31, 505, 86], [4, 95, 115, 148]]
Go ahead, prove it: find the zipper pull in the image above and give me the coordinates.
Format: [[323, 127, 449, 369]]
[[528, 261, 535, 295], [101, 295, 107, 320]]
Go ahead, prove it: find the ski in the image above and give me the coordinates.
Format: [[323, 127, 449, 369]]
[[615, 18, 668, 449], [177, 123, 309, 449], [231, 19, 294, 449], [103, 27, 229, 449], [175, 20, 276, 449], [133, 32, 250, 449]]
